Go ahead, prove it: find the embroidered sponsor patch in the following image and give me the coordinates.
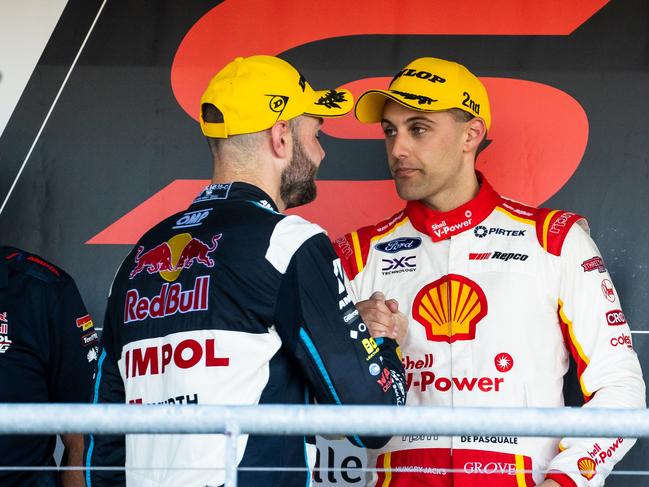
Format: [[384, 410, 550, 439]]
[[581, 256, 606, 273]]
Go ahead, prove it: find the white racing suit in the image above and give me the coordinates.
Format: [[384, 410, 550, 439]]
[[333, 176, 645, 487]]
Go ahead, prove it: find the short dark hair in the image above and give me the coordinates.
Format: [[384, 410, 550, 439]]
[[202, 104, 224, 155], [449, 108, 490, 158], [202, 104, 294, 162], [449, 107, 474, 124]]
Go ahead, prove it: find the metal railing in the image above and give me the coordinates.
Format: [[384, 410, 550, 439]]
[[1, 404, 648, 486]]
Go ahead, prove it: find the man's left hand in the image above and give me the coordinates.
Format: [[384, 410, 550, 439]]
[[355, 291, 408, 343]]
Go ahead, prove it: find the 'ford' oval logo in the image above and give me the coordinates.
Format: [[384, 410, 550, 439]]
[[375, 237, 422, 254]]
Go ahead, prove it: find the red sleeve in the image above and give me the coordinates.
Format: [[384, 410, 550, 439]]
[[535, 209, 585, 256], [545, 471, 578, 487]]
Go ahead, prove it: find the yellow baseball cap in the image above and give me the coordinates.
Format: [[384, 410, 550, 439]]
[[200, 55, 353, 138], [355, 57, 491, 129]]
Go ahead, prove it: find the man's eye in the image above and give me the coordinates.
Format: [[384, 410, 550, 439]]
[[410, 126, 426, 135], [383, 127, 396, 137]]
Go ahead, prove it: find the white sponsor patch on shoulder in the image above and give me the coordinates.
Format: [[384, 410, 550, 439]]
[[266, 215, 323, 273]]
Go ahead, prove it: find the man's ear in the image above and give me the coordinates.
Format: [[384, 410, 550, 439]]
[[269, 120, 292, 159], [464, 117, 487, 154]]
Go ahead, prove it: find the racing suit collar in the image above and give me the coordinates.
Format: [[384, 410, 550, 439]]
[[405, 173, 502, 242], [191, 181, 280, 212]]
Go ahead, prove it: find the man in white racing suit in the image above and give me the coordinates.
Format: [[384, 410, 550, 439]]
[[333, 57, 645, 487]]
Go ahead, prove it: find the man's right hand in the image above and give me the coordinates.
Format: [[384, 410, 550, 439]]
[[355, 291, 408, 343]]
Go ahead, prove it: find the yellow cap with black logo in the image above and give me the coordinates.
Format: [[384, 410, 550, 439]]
[[355, 57, 491, 129], [200, 55, 353, 138]]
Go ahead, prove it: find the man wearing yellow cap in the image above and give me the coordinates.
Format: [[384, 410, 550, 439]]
[[85, 55, 406, 487], [333, 57, 644, 487]]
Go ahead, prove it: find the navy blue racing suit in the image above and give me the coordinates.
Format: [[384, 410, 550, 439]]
[[85, 182, 405, 487], [0, 247, 97, 486]]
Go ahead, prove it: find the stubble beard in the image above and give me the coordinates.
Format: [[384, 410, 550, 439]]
[[394, 178, 419, 201], [280, 134, 318, 209], [392, 168, 428, 202]]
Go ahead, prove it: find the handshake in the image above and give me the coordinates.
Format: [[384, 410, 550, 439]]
[[355, 291, 408, 344]]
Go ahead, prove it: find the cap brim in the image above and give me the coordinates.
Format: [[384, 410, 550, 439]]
[[303, 88, 354, 118], [355, 89, 451, 123]]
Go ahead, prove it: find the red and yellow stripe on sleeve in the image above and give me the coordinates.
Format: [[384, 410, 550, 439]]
[[558, 299, 593, 402], [332, 212, 409, 280], [332, 228, 373, 280], [536, 209, 584, 256]]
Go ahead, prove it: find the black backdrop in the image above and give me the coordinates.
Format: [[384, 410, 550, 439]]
[[0, 0, 647, 483]]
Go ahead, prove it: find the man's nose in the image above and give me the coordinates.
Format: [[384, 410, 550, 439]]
[[390, 133, 409, 159], [318, 141, 325, 160]]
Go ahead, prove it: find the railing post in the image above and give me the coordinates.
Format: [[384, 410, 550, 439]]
[[224, 419, 240, 487]]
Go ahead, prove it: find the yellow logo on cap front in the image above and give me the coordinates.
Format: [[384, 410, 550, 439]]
[[412, 274, 487, 343]]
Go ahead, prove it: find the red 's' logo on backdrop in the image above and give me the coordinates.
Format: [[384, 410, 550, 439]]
[[88, 0, 608, 245]]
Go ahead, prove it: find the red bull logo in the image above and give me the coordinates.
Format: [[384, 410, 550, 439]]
[[129, 233, 222, 281], [124, 275, 209, 324]]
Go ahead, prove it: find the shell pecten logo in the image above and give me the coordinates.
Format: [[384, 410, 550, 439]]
[[412, 274, 488, 342], [578, 457, 596, 480]]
